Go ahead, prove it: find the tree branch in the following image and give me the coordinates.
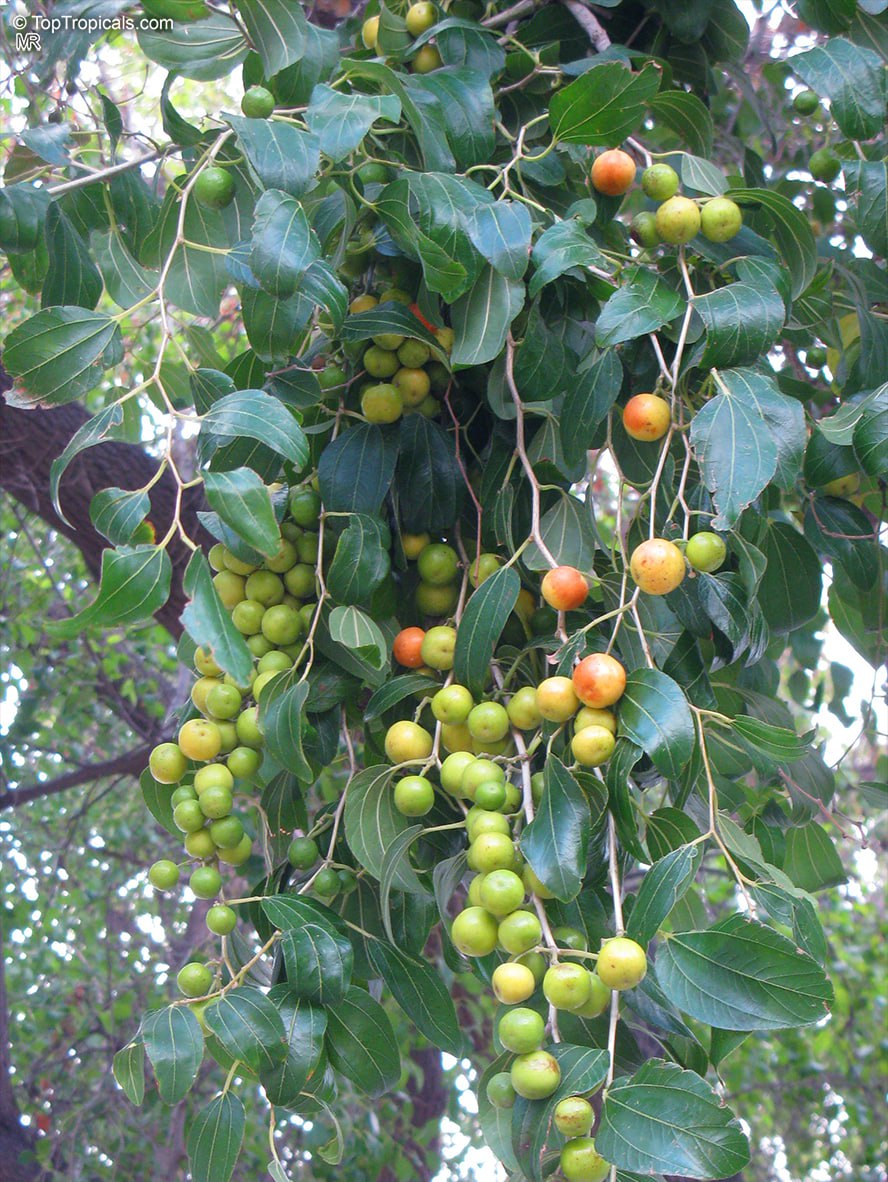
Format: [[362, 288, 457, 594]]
[[0, 746, 152, 810], [559, 0, 611, 50]]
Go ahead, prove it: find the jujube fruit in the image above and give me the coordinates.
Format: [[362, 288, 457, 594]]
[[629, 538, 686, 595], [571, 654, 626, 709], [596, 937, 647, 990], [591, 148, 636, 196], [655, 195, 701, 245], [541, 565, 588, 611], [622, 393, 670, 442]]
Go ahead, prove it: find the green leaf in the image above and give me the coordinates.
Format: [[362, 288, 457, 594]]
[[259, 674, 312, 780], [343, 59, 456, 172], [695, 277, 785, 369], [142, 191, 229, 318], [0, 183, 50, 253], [329, 605, 388, 669], [90, 487, 150, 545], [141, 1006, 203, 1104], [732, 716, 813, 762], [139, 13, 248, 80], [466, 200, 532, 281], [3, 307, 122, 408], [326, 514, 392, 607], [305, 84, 401, 162], [280, 921, 354, 1004], [512, 1045, 610, 1182], [648, 89, 713, 157], [783, 822, 847, 892], [318, 423, 398, 515], [19, 123, 71, 165], [528, 219, 610, 299], [112, 1041, 145, 1106], [226, 115, 320, 198], [477, 1054, 520, 1173], [596, 265, 684, 347], [451, 265, 525, 367], [560, 350, 622, 470], [324, 987, 401, 1097], [204, 988, 287, 1072], [395, 415, 465, 533], [520, 756, 590, 902], [345, 764, 430, 890], [200, 390, 308, 469], [805, 496, 880, 590], [365, 673, 438, 722], [626, 845, 703, 947], [618, 670, 694, 780], [523, 492, 597, 571], [262, 892, 349, 934], [202, 468, 281, 557], [453, 566, 520, 697], [550, 61, 661, 144], [339, 302, 442, 352], [597, 1060, 750, 1179], [249, 189, 318, 299], [368, 940, 463, 1056], [680, 153, 728, 196], [853, 383, 888, 477], [261, 986, 327, 1108], [187, 1092, 245, 1182], [407, 68, 496, 169], [140, 769, 178, 837], [656, 913, 834, 1030], [238, 0, 306, 76], [46, 545, 170, 639], [758, 521, 823, 633], [91, 229, 154, 309], [181, 550, 254, 685], [41, 204, 103, 310], [845, 160, 888, 256], [791, 37, 887, 140], [725, 188, 817, 298]]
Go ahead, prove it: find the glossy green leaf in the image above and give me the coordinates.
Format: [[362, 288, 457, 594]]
[[596, 265, 684, 347], [731, 716, 813, 762], [329, 605, 388, 668], [657, 913, 834, 1030], [324, 987, 401, 1097], [280, 921, 354, 1004], [407, 68, 496, 169], [550, 62, 661, 145], [89, 487, 150, 545], [520, 756, 590, 902], [139, 13, 248, 80], [523, 492, 597, 571], [451, 265, 525, 367], [597, 1060, 750, 1179], [338, 302, 442, 351], [783, 822, 846, 892], [259, 673, 312, 780], [141, 1005, 203, 1104], [805, 496, 879, 590], [46, 545, 170, 639], [238, 0, 306, 76], [261, 892, 349, 934], [626, 845, 703, 947], [112, 1041, 145, 1106], [758, 521, 823, 633], [396, 415, 465, 533], [305, 84, 400, 162], [466, 200, 532, 281], [528, 218, 610, 299], [227, 115, 320, 198], [249, 190, 318, 299], [344, 765, 427, 891], [560, 349, 622, 470], [200, 390, 308, 469], [690, 384, 777, 530], [143, 187, 228, 318], [680, 153, 728, 196], [326, 514, 392, 606], [852, 383, 888, 477], [648, 89, 713, 157], [453, 566, 520, 697], [364, 673, 439, 721], [318, 423, 398, 515], [204, 988, 287, 1073], [618, 670, 695, 780], [379, 825, 428, 917], [181, 550, 254, 685], [186, 1092, 245, 1182], [725, 187, 817, 298], [3, 307, 122, 408], [91, 229, 154, 309], [791, 37, 887, 140], [845, 160, 888, 256], [140, 769, 178, 837], [41, 204, 102, 310], [202, 467, 281, 557], [368, 940, 463, 1056], [261, 986, 327, 1108], [696, 277, 785, 369]]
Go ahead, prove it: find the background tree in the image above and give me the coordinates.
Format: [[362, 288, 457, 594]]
[[1, 1, 886, 1181]]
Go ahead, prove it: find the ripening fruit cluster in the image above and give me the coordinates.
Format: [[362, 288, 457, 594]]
[[362, 2, 443, 73], [616, 159, 744, 250], [145, 484, 331, 997]]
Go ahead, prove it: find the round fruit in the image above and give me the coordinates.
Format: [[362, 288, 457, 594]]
[[655, 195, 701, 245], [590, 148, 636, 196], [630, 538, 686, 595], [186, 829, 217, 860], [206, 904, 237, 935], [198, 785, 233, 820], [206, 683, 242, 720], [571, 725, 616, 768], [541, 565, 588, 611], [575, 706, 616, 735], [543, 962, 592, 1012], [418, 543, 459, 585], [401, 531, 431, 559], [398, 340, 431, 368], [189, 866, 222, 900], [361, 14, 379, 48], [572, 653, 626, 709], [498, 910, 542, 955], [218, 834, 252, 865], [441, 750, 476, 795], [373, 332, 405, 351], [361, 382, 403, 423], [596, 937, 647, 990], [685, 531, 727, 573], [227, 746, 261, 778], [289, 488, 322, 528], [384, 720, 434, 763], [394, 774, 435, 816], [523, 864, 555, 901], [574, 973, 611, 1018], [412, 44, 442, 72], [510, 1050, 561, 1099], [194, 647, 223, 676], [554, 1096, 595, 1138], [393, 366, 431, 406], [641, 162, 679, 201], [257, 651, 292, 676], [479, 868, 525, 917], [822, 472, 860, 498], [209, 816, 244, 849], [536, 676, 579, 723], [231, 599, 265, 635], [213, 570, 246, 609], [288, 836, 320, 869], [507, 686, 543, 731], [148, 860, 180, 890], [171, 781, 198, 804], [631, 211, 660, 248], [178, 719, 222, 762], [313, 867, 340, 898], [149, 742, 188, 784], [241, 85, 275, 118], [470, 832, 516, 873], [561, 1137, 610, 1182], [235, 706, 263, 748], [451, 906, 499, 957], [474, 780, 507, 810], [466, 809, 510, 841], [461, 758, 505, 799], [193, 166, 235, 209], [793, 89, 819, 115], [622, 393, 670, 442], [393, 626, 426, 668], [486, 1072, 516, 1110], [416, 580, 459, 615], [700, 197, 743, 243], [441, 722, 473, 753], [173, 800, 205, 834], [498, 1007, 545, 1054], [363, 345, 400, 379], [432, 684, 474, 725], [805, 345, 827, 368], [492, 961, 536, 1005], [809, 147, 841, 182], [177, 962, 212, 998], [467, 702, 510, 744], [406, 0, 436, 34], [421, 625, 457, 670]]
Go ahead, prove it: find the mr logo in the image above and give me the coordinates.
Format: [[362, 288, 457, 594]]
[[16, 31, 41, 50]]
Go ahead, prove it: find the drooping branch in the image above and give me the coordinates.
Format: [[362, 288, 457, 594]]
[[0, 746, 153, 810]]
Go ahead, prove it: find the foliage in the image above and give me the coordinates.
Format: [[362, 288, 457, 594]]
[[1, 1, 887, 1181]]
